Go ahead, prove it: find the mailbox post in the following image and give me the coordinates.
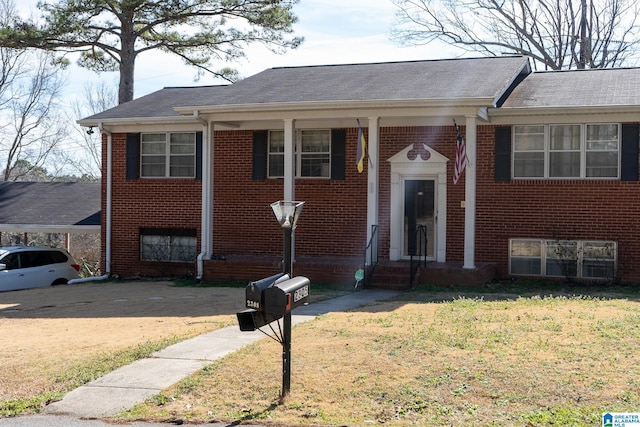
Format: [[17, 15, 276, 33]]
[[263, 276, 310, 397], [235, 275, 310, 400], [270, 200, 304, 399], [236, 201, 307, 401]]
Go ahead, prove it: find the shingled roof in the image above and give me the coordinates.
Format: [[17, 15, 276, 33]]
[[80, 56, 532, 123], [0, 182, 100, 232], [501, 67, 640, 109]]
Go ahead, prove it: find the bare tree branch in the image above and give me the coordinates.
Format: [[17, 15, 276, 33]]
[[391, 0, 640, 70]]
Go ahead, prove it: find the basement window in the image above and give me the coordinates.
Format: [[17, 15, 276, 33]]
[[509, 239, 616, 280], [140, 228, 197, 262]]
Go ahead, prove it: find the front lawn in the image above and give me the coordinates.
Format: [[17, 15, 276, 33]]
[[121, 285, 640, 426]]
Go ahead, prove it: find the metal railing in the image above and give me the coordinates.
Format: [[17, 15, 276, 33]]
[[409, 225, 428, 288], [357, 224, 379, 289]]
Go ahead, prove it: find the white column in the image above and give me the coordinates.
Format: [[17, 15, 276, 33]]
[[283, 119, 296, 201], [366, 117, 380, 264], [463, 115, 477, 269], [283, 119, 296, 265]]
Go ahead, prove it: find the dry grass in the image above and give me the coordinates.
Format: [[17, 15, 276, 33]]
[[121, 291, 640, 426], [0, 281, 243, 404], [0, 279, 353, 415]]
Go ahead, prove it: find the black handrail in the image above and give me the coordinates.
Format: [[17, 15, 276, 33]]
[[409, 225, 428, 288], [357, 224, 378, 289]]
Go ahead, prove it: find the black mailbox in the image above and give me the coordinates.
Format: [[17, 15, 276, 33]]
[[245, 272, 289, 310], [263, 276, 310, 317], [237, 309, 281, 332]]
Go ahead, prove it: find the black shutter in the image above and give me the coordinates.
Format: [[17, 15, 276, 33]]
[[252, 130, 268, 180], [195, 131, 203, 180], [126, 133, 140, 179], [331, 129, 346, 180], [621, 124, 639, 182], [494, 126, 512, 182]]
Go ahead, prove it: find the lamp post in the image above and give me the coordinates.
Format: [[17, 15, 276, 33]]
[[270, 200, 304, 399], [270, 200, 304, 276]]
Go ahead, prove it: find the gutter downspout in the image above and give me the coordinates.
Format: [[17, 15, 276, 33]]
[[99, 122, 112, 276], [194, 111, 212, 281]]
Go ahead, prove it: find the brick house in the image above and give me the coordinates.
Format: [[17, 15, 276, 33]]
[[79, 56, 640, 286]]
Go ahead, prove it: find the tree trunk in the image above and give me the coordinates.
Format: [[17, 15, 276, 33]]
[[118, 9, 137, 104], [579, 0, 588, 69], [119, 52, 135, 104]]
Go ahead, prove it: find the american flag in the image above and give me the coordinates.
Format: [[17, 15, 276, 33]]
[[453, 122, 467, 185]]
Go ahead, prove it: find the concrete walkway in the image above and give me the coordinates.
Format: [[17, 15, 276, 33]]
[[39, 289, 402, 420]]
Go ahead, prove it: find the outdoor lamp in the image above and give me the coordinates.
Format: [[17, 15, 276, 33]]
[[270, 200, 304, 230], [270, 200, 304, 276]]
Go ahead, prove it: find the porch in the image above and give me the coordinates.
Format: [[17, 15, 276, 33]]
[[202, 255, 496, 289]]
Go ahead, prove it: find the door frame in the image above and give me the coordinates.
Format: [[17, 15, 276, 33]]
[[388, 143, 448, 262]]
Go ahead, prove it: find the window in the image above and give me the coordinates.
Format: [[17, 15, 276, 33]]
[[141, 132, 196, 178], [267, 129, 331, 178], [0, 253, 19, 270], [549, 125, 581, 177], [140, 228, 197, 262], [586, 124, 619, 177], [582, 241, 616, 278], [512, 124, 619, 179], [545, 240, 578, 277], [268, 130, 284, 177], [513, 125, 545, 178], [509, 239, 616, 280], [0, 250, 68, 270], [509, 240, 542, 275]]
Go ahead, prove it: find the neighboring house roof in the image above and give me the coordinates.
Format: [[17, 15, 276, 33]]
[[79, 56, 531, 124], [0, 182, 101, 233], [501, 67, 640, 109]]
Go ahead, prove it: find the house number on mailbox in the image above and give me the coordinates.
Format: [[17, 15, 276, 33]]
[[293, 285, 309, 303]]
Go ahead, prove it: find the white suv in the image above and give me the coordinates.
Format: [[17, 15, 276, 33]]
[[0, 246, 81, 292]]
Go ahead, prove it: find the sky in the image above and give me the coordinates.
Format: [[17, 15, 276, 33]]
[[12, 0, 461, 176], [17, 0, 460, 103]]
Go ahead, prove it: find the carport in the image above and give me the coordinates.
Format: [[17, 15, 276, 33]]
[[0, 182, 100, 249]]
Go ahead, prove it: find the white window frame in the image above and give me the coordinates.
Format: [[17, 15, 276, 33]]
[[267, 129, 331, 179], [512, 124, 620, 180], [509, 239, 617, 280], [141, 132, 196, 178]]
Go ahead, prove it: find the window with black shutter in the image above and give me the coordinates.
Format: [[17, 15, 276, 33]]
[[252, 129, 346, 180]]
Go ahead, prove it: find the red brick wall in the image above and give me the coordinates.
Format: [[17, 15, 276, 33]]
[[212, 129, 369, 258], [101, 133, 202, 278], [103, 124, 640, 283], [475, 124, 640, 281]]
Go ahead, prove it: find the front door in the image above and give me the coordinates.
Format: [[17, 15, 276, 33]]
[[388, 142, 447, 262], [403, 179, 435, 259]]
